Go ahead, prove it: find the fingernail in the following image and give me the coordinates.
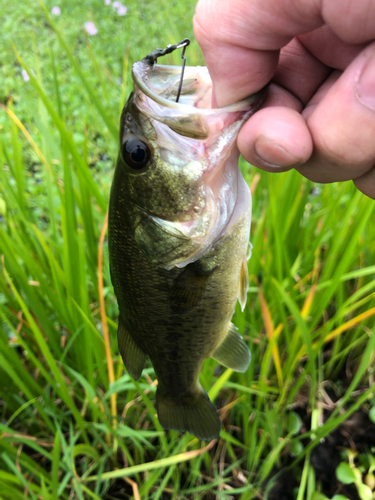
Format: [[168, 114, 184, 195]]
[[356, 54, 375, 110], [254, 135, 301, 170]]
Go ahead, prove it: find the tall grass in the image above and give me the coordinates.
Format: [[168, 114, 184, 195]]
[[1, 1, 375, 498]]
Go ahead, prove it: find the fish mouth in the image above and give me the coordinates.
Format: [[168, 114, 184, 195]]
[[132, 62, 266, 112], [132, 62, 268, 140]]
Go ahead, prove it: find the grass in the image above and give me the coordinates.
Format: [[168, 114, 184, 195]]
[[1, 0, 375, 498]]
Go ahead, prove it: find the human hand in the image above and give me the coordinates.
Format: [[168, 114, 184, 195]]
[[193, 0, 375, 199]]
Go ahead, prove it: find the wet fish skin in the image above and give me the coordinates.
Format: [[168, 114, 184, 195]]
[[108, 64, 266, 440]]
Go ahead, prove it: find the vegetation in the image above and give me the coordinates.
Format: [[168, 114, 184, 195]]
[[1, 0, 374, 498]]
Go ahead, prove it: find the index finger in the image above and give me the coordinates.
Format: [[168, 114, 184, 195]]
[[193, 0, 375, 106]]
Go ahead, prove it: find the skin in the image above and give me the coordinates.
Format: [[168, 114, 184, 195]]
[[193, 0, 375, 199]]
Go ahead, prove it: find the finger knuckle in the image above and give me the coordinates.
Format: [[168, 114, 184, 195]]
[[313, 127, 373, 170]]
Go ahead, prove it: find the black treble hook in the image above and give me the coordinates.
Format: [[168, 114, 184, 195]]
[[142, 38, 190, 103]]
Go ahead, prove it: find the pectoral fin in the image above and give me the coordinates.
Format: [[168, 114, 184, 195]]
[[117, 318, 146, 380], [239, 257, 249, 311], [169, 262, 217, 313], [212, 323, 251, 373]]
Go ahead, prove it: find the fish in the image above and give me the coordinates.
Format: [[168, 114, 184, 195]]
[[108, 46, 267, 441]]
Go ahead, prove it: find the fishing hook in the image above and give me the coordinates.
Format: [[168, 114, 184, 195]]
[[142, 38, 190, 103], [175, 39, 190, 103]]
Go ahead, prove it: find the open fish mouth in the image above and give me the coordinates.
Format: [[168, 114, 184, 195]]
[[132, 62, 267, 140]]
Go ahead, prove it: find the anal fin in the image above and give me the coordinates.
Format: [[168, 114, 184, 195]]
[[156, 387, 221, 441], [117, 318, 146, 380], [212, 323, 251, 373]]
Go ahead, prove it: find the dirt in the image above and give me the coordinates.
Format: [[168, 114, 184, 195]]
[[268, 408, 375, 500]]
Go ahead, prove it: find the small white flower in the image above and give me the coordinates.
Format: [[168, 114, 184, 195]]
[[51, 6, 61, 15], [113, 1, 121, 6], [85, 21, 98, 36], [117, 4, 127, 15], [104, 0, 111, 4], [22, 69, 30, 82]]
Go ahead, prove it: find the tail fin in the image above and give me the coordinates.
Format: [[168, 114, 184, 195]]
[[156, 387, 221, 441]]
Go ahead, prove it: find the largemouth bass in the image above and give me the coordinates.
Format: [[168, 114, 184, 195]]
[[109, 43, 267, 440]]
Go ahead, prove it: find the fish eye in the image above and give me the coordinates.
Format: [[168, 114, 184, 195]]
[[122, 138, 151, 171]]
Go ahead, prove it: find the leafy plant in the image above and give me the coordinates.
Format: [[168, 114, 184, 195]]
[[1, 0, 375, 498], [311, 451, 375, 500]]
